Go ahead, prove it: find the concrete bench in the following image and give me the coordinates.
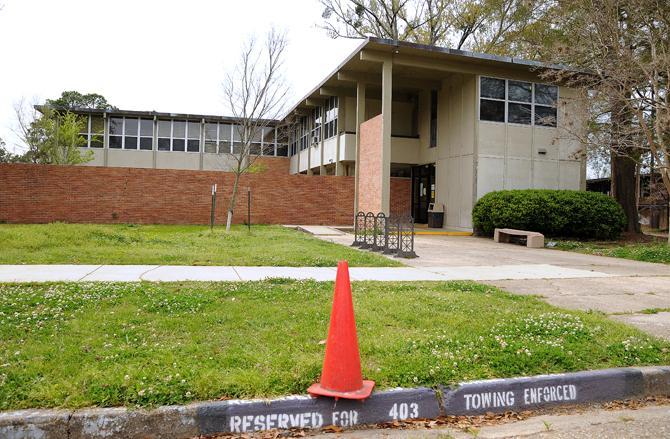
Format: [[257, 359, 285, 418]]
[[494, 228, 545, 248]]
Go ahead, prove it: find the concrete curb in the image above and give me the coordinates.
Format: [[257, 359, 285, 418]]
[[2, 366, 669, 439]]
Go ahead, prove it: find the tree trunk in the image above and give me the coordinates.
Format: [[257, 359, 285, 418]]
[[611, 154, 640, 234], [226, 172, 241, 232]]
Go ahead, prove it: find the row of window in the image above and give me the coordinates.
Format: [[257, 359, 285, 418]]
[[479, 77, 558, 127], [289, 96, 339, 156], [78, 115, 288, 156]]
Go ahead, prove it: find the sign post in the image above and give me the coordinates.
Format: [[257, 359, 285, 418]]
[[247, 187, 251, 231], [210, 184, 217, 231]]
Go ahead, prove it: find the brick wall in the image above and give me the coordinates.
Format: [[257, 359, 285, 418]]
[[390, 178, 411, 216], [357, 115, 383, 213], [0, 160, 357, 225]]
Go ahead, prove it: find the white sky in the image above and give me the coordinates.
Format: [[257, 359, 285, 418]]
[[0, 0, 360, 153]]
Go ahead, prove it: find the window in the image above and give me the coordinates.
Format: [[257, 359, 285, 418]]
[[204, 123, 218, 153], [139, 119, 153, 150], [109, 117, 123, 148], [124, 118, 138, 149], [172, 121, 186, 151], [480, 77, 506, 122], [187, 121, 200, 152], [479, 77, 559, 127], [262, 127, 276, 156], [311, 106, 322, 145], [324, 96, 338, 139], [157, 120, 171, 151], [534, 83, 558, 127], [429, 90, 438, 147], [78, 114, 105, 148], [299, 117, 309, 151], [219, 124, 232, 153]]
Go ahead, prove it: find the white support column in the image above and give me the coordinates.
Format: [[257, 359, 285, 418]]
[[335, 94, 345, 176], [319, 106, 326, 175], [354, 82, 366, 214], [381, 59, 393, 215]]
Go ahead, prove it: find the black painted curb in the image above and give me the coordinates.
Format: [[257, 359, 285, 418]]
[[1, 366, 669, 438]]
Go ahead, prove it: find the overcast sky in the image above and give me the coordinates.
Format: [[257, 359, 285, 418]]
[[0, 0, 360, 153]]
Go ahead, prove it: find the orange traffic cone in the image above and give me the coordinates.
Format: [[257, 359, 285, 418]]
[[308, 260, 375, 400]]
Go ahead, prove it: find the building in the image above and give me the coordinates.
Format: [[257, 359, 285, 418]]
[[67, 38, 586, 231]]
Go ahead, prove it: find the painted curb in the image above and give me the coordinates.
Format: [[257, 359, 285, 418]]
[[1, 366, 668, 439]]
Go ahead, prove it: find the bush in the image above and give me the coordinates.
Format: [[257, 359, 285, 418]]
[[472, 189, 627, 240]]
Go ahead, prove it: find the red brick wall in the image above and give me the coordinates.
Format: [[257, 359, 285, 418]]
[[0, 161, 357, 225], [390, 178, 411, 216], [357, 115, 383, 213]]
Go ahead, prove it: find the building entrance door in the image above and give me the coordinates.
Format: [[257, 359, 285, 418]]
[[411, 164, 435, 224]]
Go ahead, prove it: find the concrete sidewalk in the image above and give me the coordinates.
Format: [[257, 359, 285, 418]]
[[0, 263, 612, 283]]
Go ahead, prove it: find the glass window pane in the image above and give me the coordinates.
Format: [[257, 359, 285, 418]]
[[91, 117, 104, 134], [535, 84, 558, 105], [90, 137, 103, 148], [479, 99, 505, 122], [205, 123, 218, 141], [124, 118, 138, 135], [480, 77, 505, 100], [232, 125, 242, 141], [158, 120, 171, 137], [250, 143, 261, 155], [78, 115, 89, 135], [251, 127, 262, 142], [508, 103, 532, 124], [219, 141, 231, 154], [508, 80, 531, 102], [173, 121, 186, 138], [535, 105, 557, 127], [157, 138, 170, 151], [232, 142, 244, 154], [276, 144, 288, 157], [139, 137, 153, 150], [187, 139, 200, 152], [219, 124, 232, 141], [187, 121, 200, 139], [109, 117, 123, 135], [109, 135, 122, 148], [204, 141, 217, 153], [124, 136, 138, 149], [140, 119, 153, 136], [172, 138, 185, 151]]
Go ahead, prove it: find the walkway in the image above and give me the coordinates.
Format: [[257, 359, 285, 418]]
[[0, 263, 610, 283], [314, 232, 670, 339]]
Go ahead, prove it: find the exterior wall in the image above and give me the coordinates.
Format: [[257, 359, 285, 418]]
[[475, 83, 585, 201], [390, 177, 411, 216], [0, 160, 352, 226], [357, 115, 383, 213]]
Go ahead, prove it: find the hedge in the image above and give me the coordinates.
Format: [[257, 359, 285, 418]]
[[472, 189, 627, 240]]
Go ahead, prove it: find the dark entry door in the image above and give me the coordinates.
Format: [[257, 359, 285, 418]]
[[411, 164, 435, 224]]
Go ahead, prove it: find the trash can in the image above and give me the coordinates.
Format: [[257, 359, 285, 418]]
[[427, 203, 444, 228]]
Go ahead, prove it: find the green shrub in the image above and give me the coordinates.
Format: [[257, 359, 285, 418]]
[[472, 189, 627, 240]]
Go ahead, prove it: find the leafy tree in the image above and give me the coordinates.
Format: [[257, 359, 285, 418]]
[[15, 103, 92, 165], [319, 0, 558, 57], [0, 137, 20, 163], [46, 91, 116, 111]]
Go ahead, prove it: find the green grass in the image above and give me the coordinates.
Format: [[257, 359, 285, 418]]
[[553, 239, 670, 264], [1, 280, 668, 410], [0, 223, 400, 267]]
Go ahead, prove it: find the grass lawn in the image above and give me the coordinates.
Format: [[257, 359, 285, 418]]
[[0, 223, 399, 267], [1, 280, 669, 410], [553, 237, 670, 264]]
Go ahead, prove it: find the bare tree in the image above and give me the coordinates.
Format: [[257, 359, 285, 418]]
[[222, 29, 290, 232], [541, 0, 670, 238]]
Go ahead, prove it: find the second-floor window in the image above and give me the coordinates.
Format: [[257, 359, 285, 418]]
[[479, 77, 558, 127]]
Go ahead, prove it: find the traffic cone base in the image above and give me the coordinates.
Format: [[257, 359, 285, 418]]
[[307, 380, 375, 400]]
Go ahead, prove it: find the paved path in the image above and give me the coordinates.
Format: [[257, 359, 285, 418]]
[[315, 233, 670, 339], [0, 263, 611, 283]]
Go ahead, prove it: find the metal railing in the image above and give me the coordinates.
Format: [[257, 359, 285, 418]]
[[351, 211, 417, 258]]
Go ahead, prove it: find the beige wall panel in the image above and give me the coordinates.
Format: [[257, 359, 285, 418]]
[[309, 145, 321, 169], [298, 149, 309, 173], [476, 156, 504, 198], [323, 137, 337, 165], [391, 137, 421, 164], [339, 133, 356, 161], [79, 148, 105, 166], [532, 127, 559, 160], [459, 154, 474, 228], [289, 154, 299, 174], [532, 160, 559, 189], [461, 75, 476, 156], [108, 149, 153, 168], [505, 158, 532, 189], [155, 151, 199, 170], [507, 125, 532, 159], [559, 137, 582, 161], [344, 96, 356, 132], [559, 161, 582, 190], [202, 153, 236, 172], [478, 122, 506, 157]]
